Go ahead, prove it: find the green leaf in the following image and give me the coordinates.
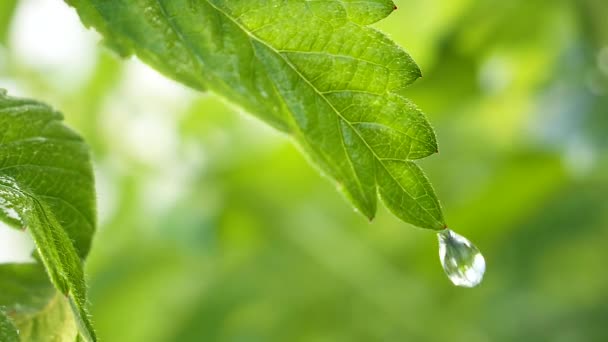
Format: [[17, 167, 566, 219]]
[[0, 90, 96, 341], [66, 0, 446, 229], [0, 264, 79, 342], [1, 308, 19, 342]]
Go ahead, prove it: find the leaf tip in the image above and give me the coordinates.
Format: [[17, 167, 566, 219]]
[[431, 223, 448, 231]]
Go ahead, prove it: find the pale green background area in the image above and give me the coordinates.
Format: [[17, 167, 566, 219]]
[[1, 0, 607, 341]]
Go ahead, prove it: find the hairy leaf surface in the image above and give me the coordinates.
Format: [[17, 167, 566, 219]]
[[66, 0, 446, 229], [0, 91, 96, 341]]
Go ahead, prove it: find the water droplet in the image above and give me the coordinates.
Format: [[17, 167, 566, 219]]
[[437, 229, 485, 288]]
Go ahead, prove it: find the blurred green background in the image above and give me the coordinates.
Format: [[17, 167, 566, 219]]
[[1, 0, 607, 341]]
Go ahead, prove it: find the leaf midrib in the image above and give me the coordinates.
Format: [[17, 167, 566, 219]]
[[0, 163, 94, 230], [0, 180, 93, 235]]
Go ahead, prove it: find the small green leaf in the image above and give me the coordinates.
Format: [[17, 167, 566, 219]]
[[0, 308, 19, 342], [0, 91, 96, 341], [66, 0, 446, 229]]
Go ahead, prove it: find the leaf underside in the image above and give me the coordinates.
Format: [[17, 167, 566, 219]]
[[0, 91, 96, 341], [0, 263, 79, 342], [66, 0, 446, 230]]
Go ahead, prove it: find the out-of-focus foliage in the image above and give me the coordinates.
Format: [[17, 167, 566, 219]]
[[0, 1, 17, 44], [1, 0, 607, 341]]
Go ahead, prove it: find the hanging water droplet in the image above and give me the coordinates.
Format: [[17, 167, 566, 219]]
[[437, 229, 485, 288]]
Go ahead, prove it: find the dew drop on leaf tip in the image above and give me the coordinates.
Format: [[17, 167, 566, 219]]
[[437, 229, 485, 288]]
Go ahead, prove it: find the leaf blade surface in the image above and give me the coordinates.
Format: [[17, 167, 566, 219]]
[[66, 0, 446, 229]]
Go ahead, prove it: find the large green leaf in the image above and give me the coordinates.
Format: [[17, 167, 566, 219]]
[[66, 0, 446, 229], [0, 90, 96, 341]]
